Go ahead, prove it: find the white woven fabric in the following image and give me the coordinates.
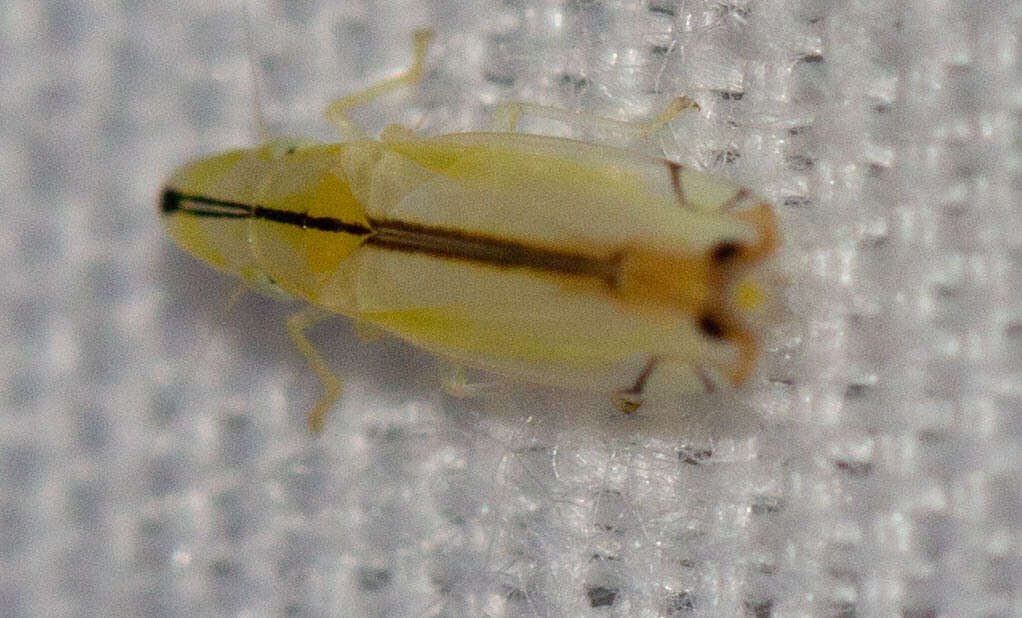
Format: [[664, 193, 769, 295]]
[[2, 0, 1018, 615]]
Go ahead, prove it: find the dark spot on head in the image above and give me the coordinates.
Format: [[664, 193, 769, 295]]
[[159, 188, 181, 215], [710, 242, 741, 263], [698, 314, 725, 339], [286, 146, 297, 154]]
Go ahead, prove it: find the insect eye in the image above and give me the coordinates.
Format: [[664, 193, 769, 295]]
[[710, 242, 741, 264], [697, 314, 726, 340]]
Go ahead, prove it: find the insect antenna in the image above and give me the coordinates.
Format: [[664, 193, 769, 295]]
[[242, 0, 271, 143]]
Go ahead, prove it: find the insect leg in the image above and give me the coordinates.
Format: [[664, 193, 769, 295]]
[[490, 96, 699, 140], [241, 2, 270, 143], [611, 356, 660, 414], [665, 160, 690, 210], [287, 306, 342, 433], [439, 362, 498, 398], [611, 357, 723, 412], [324, 28, 433, 140]]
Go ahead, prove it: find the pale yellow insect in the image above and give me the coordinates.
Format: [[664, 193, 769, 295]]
[[160, 30, 779, 432]]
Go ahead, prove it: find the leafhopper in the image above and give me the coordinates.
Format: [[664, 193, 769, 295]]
[[160, 30, 779, 431]]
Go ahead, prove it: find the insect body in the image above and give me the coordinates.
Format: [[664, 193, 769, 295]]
[[160, 31, 779, 431]]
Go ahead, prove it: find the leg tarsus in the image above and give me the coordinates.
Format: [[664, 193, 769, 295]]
[[611, 358, 723, 413], [325, 28, 434, 140], [490, 102, 525, 132], [612, 390, 644, 414], [221, 283, 249, 317], [637, 96, 699, 139], [439, 363, 497, 398], [287, 307, 342, 434], [612, 356, 659, 414]]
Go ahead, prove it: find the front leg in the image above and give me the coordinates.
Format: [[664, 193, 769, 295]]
[[612, 356, 722, 413], [324, 29, 434, 141]]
